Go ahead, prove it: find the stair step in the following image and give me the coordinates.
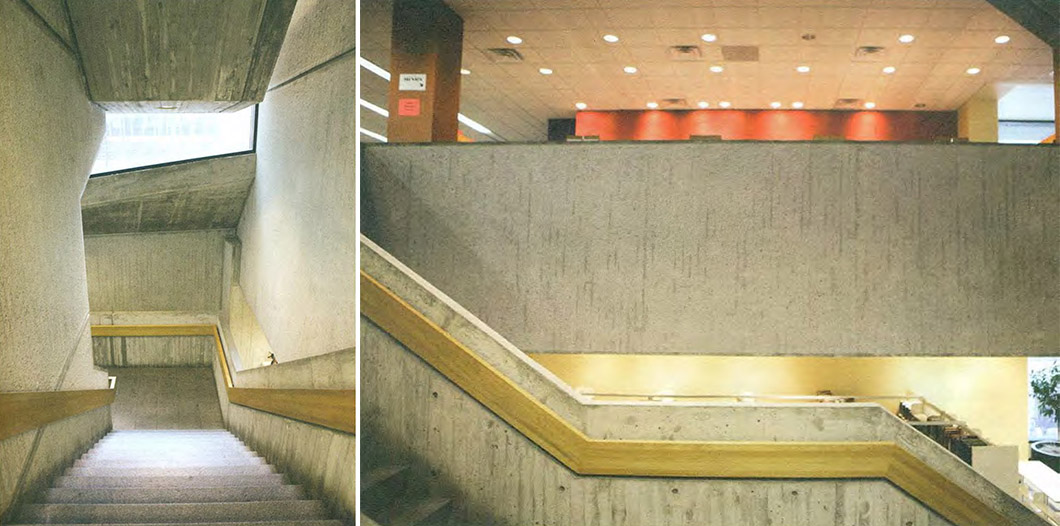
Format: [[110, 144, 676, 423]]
[[44, 485, 304, 504], [360, 465, 409, 516], [67, 465, 274, 477], [389, 498, 451, 526], [16, 500, 328, 523], [74, 457, 266, 468], [82, 451, 259, 462], [9, 523, 341, 526], [55, 474, 286, 488]]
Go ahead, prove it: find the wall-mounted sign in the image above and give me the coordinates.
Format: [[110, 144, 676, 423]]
[[398, 73, 427, 91], [398, 98, 421, 116]]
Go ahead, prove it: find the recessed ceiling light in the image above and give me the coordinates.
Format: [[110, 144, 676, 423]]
[[898, 34, 915, 44], [719, 101, 731, 108], [709, 65, 724, 73], [770, 101, 782, 109], [460, 68, 471, 75], [539, 68, 553, 75], [864, 102, 876, 109], [966, 67, 981, 75], [701, 33, 717, 42], [882, 66, 896, 74], [647, 101, 659, 109], [506, 35, 523, 45], [603, 34, 619, 43], [792, 101, 804, 109], [697, 101, 709, 108], [575, 102, 587, 110], [994, 35, 1010, 44], [796, 65, 811, 73], [623, 66, 638, 74]]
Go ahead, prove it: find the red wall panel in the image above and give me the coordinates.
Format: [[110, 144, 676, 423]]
[[576, 109, 958, 142]]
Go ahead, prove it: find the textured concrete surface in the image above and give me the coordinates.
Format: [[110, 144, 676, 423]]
[[362, 142, 1059, 356], [360, 238, 1046, 525], [66, 0, 295, 112], [109, 368, 223, 430], [0, 1, 111, 519], [226, 283, 279, 371], [364, 318, 954, 525], [268, 0, 355, 88], [84, 230, 227, 313], [93, 336, 214, 368], [233, 348, 355, 389], [237, 0, 356, 363], [81, 154, 255, 235]]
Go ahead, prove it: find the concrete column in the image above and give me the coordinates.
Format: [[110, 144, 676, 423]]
[[957, 85, 999, 143], [386, 0, 463, 143]]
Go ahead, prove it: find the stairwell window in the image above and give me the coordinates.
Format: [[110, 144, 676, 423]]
[[90, 106, 257, 175]]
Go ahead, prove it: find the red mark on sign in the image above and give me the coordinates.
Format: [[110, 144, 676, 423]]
[[398, 98, 421, 116]]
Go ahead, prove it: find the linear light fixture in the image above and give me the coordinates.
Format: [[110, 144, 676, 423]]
[[359, 57, 496, 138], [360, 128, 388, 142], [359, 99, 389, 117]]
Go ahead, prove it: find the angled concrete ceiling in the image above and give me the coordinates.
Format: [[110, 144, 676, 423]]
[[67, 0, 297, 112], [81, 154, 255, 235]]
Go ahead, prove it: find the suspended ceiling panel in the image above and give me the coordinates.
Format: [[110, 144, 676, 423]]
[[363, 0, 1055, 142], [68, 0, 297, 112]]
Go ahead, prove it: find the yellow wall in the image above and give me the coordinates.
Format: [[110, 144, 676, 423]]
[[530, 354, 1030, 457], [957, 85, 999, 143]]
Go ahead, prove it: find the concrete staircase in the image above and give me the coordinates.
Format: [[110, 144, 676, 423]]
[[360, 465, 451, 526], [9, 429, 342, 526]]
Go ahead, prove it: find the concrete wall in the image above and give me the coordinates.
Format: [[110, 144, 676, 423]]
[[360, 238, 1044, 525], [217, 2, 357, 522], [362, 142, 1059, 356], [85, 230, 227, 313], [93, 336, 214, 367], [0, 1, 111, 518], [363, 318, 955, 526], [110, 367, 224, 430], [236, 0, 356, 364], [533, 354, 1032, 458]]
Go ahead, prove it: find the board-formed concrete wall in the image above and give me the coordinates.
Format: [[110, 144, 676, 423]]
[[362, 142, 1059, 356], [84, 230, 227, 313], [236, 0, 356, 364], [219, 1, 357, 522], [0, 1, 111, 518]]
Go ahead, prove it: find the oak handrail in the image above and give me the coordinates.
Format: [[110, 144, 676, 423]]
[[0, 388, 115, 442], [361, 269, 1028, 526], [90, 324, 356, 435]]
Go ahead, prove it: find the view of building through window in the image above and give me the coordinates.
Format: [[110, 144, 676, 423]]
[[91, 106, 256, 175]]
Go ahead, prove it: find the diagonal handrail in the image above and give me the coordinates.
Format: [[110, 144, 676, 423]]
[[362, 269, 1038, 526]]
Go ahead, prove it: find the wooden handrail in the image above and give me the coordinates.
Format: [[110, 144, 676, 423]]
[[0, 389, 114, 442], [91, 324, 355, 435], [360, 270, 1019, 526]]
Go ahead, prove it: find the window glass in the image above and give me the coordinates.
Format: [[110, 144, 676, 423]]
[[998, 121, 1055, 145], [1030, 357, 1059, 442], [91, 107, 256, 175]]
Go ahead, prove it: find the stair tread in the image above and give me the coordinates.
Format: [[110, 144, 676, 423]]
[[55, 474, 287, 488], [389, 497, 451, 526], [17, 500, 328, 522], [44, 485, 305, 504], [362, 465, 408, 489], [8, 523, 342, 526]]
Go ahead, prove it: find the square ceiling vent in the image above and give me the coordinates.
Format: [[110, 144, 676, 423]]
[[721, 46, 759, 62], [484, 48, 524, 63], [668, 45, 703, 61]]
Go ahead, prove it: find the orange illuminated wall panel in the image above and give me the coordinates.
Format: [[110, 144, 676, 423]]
[[576, 110, 958, 142]]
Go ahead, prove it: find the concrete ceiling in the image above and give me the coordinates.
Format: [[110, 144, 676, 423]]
[[360, 0, 1055, 142], [81, 154, 254, 235], [67, 0, 296, 112]]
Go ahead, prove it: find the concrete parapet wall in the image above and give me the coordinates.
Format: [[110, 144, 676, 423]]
[[361, 238, 1043, 525], [362, 142, 1059, 356]]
